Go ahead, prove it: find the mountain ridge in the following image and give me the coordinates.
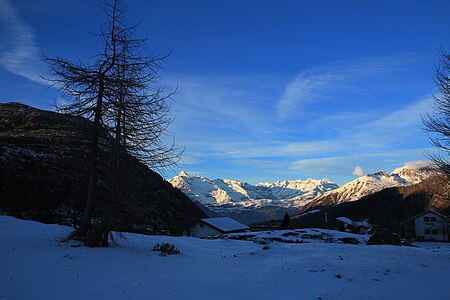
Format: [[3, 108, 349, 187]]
[[170, 162, 438, 218], [169, 172, 339, 212], [301, 161, 439, 212]]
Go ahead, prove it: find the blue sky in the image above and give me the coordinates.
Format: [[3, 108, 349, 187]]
[[1, 0, 449, 184]]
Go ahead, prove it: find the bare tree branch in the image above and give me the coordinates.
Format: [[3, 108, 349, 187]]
[[423, 48, 450, 175]]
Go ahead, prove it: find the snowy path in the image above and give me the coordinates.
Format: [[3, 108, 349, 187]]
[[1, 216, 450, 300]]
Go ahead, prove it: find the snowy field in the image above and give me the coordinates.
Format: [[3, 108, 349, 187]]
[[1, 216, 450, 300]]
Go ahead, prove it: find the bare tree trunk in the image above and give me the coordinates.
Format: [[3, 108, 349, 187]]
[[70, 75, 105, 238]]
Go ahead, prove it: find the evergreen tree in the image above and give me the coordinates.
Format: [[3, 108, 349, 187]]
[[279, 212, 290, 230]]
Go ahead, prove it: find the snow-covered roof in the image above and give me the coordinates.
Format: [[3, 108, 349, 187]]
[[336, 217, 354, 226], [201, 217, 249, 233], [336, 217, 371, 228], [359, 220, 371, 228]]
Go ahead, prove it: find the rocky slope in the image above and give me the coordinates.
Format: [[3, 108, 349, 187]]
[[0, 102, 205, 234]]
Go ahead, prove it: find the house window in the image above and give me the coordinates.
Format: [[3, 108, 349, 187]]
[[425, 229, 430, 234], [431, 230, 438, 235], [430, 217, 437, 222], [424, 217, 430, 222]]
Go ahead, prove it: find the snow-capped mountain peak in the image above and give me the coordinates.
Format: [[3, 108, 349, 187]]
[[169, 172, 339, 212], [370, 170, 389, 177], [302, 162, 440, 211], [391, 161, 437, 184], [256, 178, 335, 190], [170, 161, 439, 218], [177, 171, 191, 178]]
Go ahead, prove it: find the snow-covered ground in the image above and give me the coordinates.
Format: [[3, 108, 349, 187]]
[[1, 216, 450, 300]]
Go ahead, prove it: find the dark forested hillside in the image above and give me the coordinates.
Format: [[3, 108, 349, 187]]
[[0, 102, 205, 234], [291, 175, 450, 230]]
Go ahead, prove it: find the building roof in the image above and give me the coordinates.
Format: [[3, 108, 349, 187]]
[[336, 217, 371, 228], [336, 217, 354, 226], [201, 217, 249, 233], [401, 210, 448, 225]]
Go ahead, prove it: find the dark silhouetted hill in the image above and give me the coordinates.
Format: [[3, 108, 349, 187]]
[[0, 102, 205, 234]]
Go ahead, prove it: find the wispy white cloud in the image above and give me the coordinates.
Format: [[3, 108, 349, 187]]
[[231, 159, 291, 169], [163, 72, 288, 151], [366, 97, 431, 128], [179, 154, 205, 165], [277, 72, 341, 119], [181, 95, 431, 163], [278, 140, 347, 156], [167, 74, 264, 126], [0, 0, 47, 84], [178, 139, 345, 161], [277, 54, 419, 120], [403, 160, 433, 170], [352, 96, 433, 148]]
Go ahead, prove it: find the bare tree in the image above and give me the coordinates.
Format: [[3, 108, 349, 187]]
[[423, 49, 450, 175], [44, 0, 181, 246], [104, 25, 182, 172], [98, 17, 182, 245]]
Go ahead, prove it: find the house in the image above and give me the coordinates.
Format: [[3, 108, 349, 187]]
[[185, 217, 250, 238], [332, 217, 372, 234], [401, 210, 449, 241]]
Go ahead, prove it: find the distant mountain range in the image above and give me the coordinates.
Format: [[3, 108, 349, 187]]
[[169, 162, 439, 224], [169, 172, 338, 212]]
